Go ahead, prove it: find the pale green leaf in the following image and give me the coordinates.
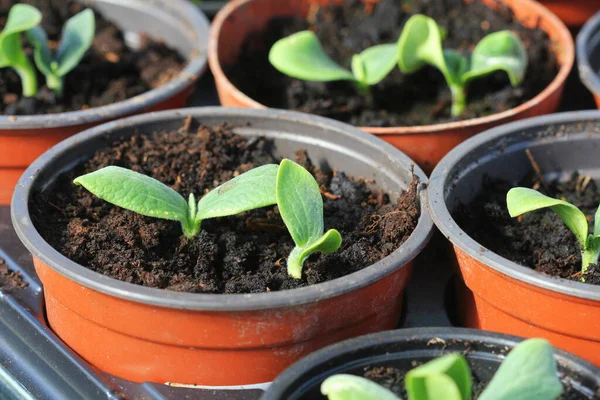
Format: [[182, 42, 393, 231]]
[[0, 4, 42, 67], [594, 205, 600, 237], [406, 353, 471, 400], [269, 30, 354, 82], [351, 44, 397, 86], [196, 164, 278, 221], [73, 166, 189, 222], [479, 339, 562, 400], [506, 187, 588, 248], [462, 31, 527, 87], [56, 9, 95, 76], [443, 49, 469, 87], [288, 228, 342, 279], [26, 26, 54, 76], [321, 374, 401, 400], [397, 14, 446, 75]]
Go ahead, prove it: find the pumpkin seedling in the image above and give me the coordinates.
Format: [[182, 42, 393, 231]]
[[507, 187, 600, 280], [26, 9, 95, 97], [276, 159, 342, 279], [321, 338, 562, 400], [269, 30, 397, 97], [0, 4, 42, 97], [397, 14, 527, 117], [74, 164, 279, 239]]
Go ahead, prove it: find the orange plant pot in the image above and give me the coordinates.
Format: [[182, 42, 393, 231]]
[[208, 0, 574, 172], [12, 108, 434, 385], [0, 0, 210, 205], [429, 110, 600, 367], [540, 0, 599, 27]]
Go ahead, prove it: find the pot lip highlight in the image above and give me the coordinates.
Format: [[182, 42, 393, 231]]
[[0, 0, 210, 131], [577, 11, 600, 101], [11, 107, 434, 311], [208, 0, 574, 135], [428, 109, 600, 301]]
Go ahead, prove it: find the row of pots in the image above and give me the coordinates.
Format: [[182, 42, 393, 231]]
[[10, 107, 600, 389]]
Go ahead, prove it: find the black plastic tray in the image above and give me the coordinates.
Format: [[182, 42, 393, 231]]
[[0, 54, 596, 398]]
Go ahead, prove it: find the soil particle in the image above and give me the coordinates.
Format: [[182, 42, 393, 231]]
[[30, 120, 420, 294], [0, 259, 29, 290]]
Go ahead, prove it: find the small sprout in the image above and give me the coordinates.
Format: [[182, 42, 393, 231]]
[[321, 338, 562, 400], [27, 9, 95, 97], [74, 164, 279, 239], [397, 14, 527, 116], [269, 30, 397, 96], [506, 187, 600, 280], [276, 159, 342, 279], [0, 4, 42, 97]]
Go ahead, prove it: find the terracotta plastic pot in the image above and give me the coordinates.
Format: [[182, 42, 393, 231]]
[[0, 0, 210, 206], [11, 107, 434, 386], [428, 110, 600, 366], [263, 328, 600, 399], [541, 1, 599, 27], [208, 0, 574, 173], [578, 11, 600, 108]]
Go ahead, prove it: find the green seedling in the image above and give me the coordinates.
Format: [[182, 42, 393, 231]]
[[74, 164, 279, 239], [397, 14, 527, 117], [0, 4, 42, 97], [321, 338, 562, 400], [269, 30, 397, 96], [27, 9, 95, 97], [276, 159, 342, 279], [507, 187, 600, 279]]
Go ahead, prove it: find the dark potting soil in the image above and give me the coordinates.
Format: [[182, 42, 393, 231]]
[[0, 258, 28, 290], [455, 174, 600, 286], [30, 120, 420, 294], [0, 0, 185, 115], [226, 0, 558, 127]]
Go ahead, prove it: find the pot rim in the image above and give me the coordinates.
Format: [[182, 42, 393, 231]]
[[208, 0, 574, 135], [11, 107, 434, 311], [0, 0, 210, 131], [577, 11, 600, 98], [264, 327, 600, 399], [428, 110, 600, 301]]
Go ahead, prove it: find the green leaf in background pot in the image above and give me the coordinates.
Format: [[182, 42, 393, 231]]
[[321, 374, 401, 400], [351, 43, 398, 86], [405, 353, 471, 400]]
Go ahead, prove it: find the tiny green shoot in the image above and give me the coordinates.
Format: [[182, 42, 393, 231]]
[[74, 164, 279, 239], [269, 30, 397, 96], [397, 14, 527, 117], [0, 4, 42, 97], [26, 9, 95, 97], [276, 159, 342, 279], [507, 187, 600, 279], [321, 338, 562, 400]]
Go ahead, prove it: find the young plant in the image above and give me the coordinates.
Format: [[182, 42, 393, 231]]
[[0, 4, 42, 97], [26, 9, 95, 97], [276, 159, 342, 279], [507, 187, 600, 279], [74, 164, 279, 239], [269, 30, 397, 96], [321, 338, 562, 400], [397, 14, 527, 117]]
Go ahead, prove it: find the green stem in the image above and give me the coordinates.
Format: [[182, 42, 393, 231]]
[[355, 82, 374, 108], [287, 247, 304, 279], [46, 73, 64, 97], [15, 62, 38, 97], [450, 86, 466, 117]]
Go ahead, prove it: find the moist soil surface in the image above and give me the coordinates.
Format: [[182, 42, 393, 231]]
[[30, 120, 420, 294], [226, 0, 558, 127], [455, 174, 600, 286], [0, 0, 185, 115]]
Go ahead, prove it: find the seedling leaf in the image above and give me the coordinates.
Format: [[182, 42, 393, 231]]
[[56, 9, 95, 76], [321, 374, 401, 400], [406, 353, 471, 400], [478, 339, 562, 400], [506, 187, 588, 248], [594, 205, 600, 237], [397, 14, 445, 74], [352, 44, 398, 86], [269, 30, 354, 82]]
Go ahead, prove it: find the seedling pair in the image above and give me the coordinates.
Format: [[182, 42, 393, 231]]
[[269, 14, 527, 117], [507, 187, 600, 280], [0, 4, 95, 97], [74, 160, 342, 279], [321, 338, 562, 400]]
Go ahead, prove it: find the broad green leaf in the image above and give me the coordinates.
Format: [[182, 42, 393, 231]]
[[288, 228, 342, 279], [56, 9, 95, 76], [25, 27, 53, 76], [479, 339, 562, 400], [462, 31, 527, 87], [406, 353, 471, 400], [506, 187, 588, 248], [196, 164, 278, 221], [443, 49, 469, 87], [0, 4, 42, 67], [397, 14, 446, 75], [351, 44, 397, 86], [269, 30, 354, 82], [74, 166, 189, 223], [321, 374, 401, 400], [594, 205, 600, 237]]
